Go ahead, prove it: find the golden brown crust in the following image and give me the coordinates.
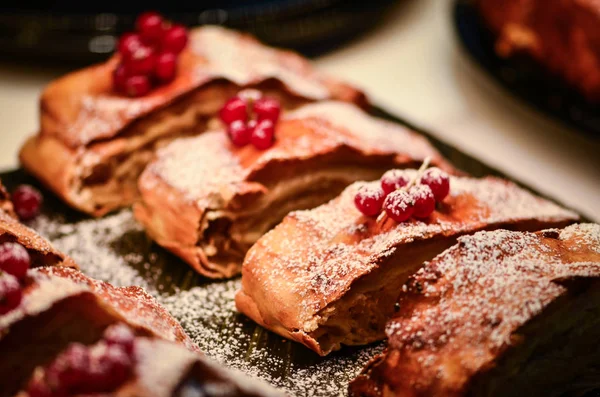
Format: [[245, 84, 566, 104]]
[[134, 101, 455, 279], [21, 26, 367, 216], [349, 223, 600, 397], [0, 267, 197, 396], [235, 173, 579, 356], [477, 0, 600, 102]]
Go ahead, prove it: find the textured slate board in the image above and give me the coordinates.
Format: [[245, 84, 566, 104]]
[[0, 107, 590, 396]]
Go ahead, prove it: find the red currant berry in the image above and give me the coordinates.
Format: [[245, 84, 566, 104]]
[[117, 33, 142, 58], [161, 24, 188, 54], [380, 170, 412, 195], [136, 12, 164, 44], [104, 324, 136, 355], [154, 52, 177, 83], [354, 185, 385, 217], [125, 75, 151, 97], [0, 273, 22, 315], [383, 189, 415, 222], [227, 120, 252, 147], [12, 184, 42, 221], [89, 345, 133, 391], [420, 168, 450, 201], [220, 97, 248, 125], [251, 119, 275, 150], [0, 242, 31, 280], [254, 97, 281, 122], [46, 344, 91, 392], [410, 185, 436, 219], [125, 45, 156, 76], [112, 64, 128, 93], [26, 377, 52, 397]]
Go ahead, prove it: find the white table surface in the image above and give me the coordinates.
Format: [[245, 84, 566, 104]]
[[0, 0, 598, 221]]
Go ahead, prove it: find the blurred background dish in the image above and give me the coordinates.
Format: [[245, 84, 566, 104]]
[[0, 0, 396, 63], [453, 0, 600, 137]]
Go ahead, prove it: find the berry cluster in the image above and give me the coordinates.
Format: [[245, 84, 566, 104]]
[[12, 184, 43, 221], [26, 324, 136, 397], [219, 90, 281, 150], [113, 12, 189, 97], [354, 166, 450, 222], [0, 242, 31, 315]]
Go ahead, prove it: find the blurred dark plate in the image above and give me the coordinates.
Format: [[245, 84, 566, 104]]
[[453, 0, 600, 138], [0, 106, 592, 396], [0, 0, 396, 63]]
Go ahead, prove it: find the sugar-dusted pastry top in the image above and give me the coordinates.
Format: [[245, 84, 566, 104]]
[[40, 26, 366, 148], [0, 267, 197, 352], [141, 101, 452, 207], [351, 223, 600, 396], [0, 209, 75, 269], [239, 174, 578, 333]]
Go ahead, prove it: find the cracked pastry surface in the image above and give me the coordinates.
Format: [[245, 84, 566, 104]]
[[19, 26, 367, 216], [235, 173, 579, 356], [0, 267, 197, 396], [350, 223, 600, 397], [134, 101, 454, 279]]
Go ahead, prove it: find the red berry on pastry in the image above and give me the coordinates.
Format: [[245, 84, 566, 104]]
[[96, 345, 133, 388], [46, 343, 92, 392], [117, 33, 142, 58], [410, 185, 436, 219], [0, 242, 31, 280], [220, 97, 248, 124], [420, 167, 450, 201], [228, 120, 252, 147], [125, 45, 156, 76], [251, 119, 276, 150], [0, 273, 22, 315], [354, 185, 385, 217], [154, 52, 177, 83], [161, 24, 188, 54], [136, 12, 164, 44], [12, 184, 42, 221], [112, 64, 128, 93], [383, 189, 415, 222], [125, 75, 151, 97], [380, 170, 411, 195], [104, 324, 136, 355], [254, 97, 281, 122], [26, 377, 52, 397]]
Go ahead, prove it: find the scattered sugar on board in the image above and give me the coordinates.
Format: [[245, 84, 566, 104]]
[[28, 208, 382, 396]]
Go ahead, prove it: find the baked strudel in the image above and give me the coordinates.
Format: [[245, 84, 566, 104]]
[[350, 223, 600, 397], [134, 101, 454, 278], [18, 330, 283, 397], [0, 267, 197, 396], [19, 26, 366, 216], [235, 172, 578, 355]]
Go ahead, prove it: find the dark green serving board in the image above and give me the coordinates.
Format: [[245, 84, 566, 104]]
[[0, 108, 589, 396]]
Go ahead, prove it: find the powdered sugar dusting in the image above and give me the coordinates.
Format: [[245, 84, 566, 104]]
[[241, 173, 578, 330], [381, 224, 600, 392], [27, 208, 382, 396]]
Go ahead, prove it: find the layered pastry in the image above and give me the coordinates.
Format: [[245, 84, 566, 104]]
[[134, 101, 454, 278], [350, 223, 600, 397], [18, 326, 283, 397], [19, 26, 366, 217], [477, 0, 600, 102], [0, 266, 197, 396], [235, 172, 578, 356]]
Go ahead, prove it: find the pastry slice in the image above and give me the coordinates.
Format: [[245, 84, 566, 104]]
[[18, 331, 283, 397], [19, 26, 366, 217], [134, 101, 454, 278], [350, 223, 600, 397], [0, 267, 197, 396], [0, 180, 14, 217], [235, 172, 579, 355]]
